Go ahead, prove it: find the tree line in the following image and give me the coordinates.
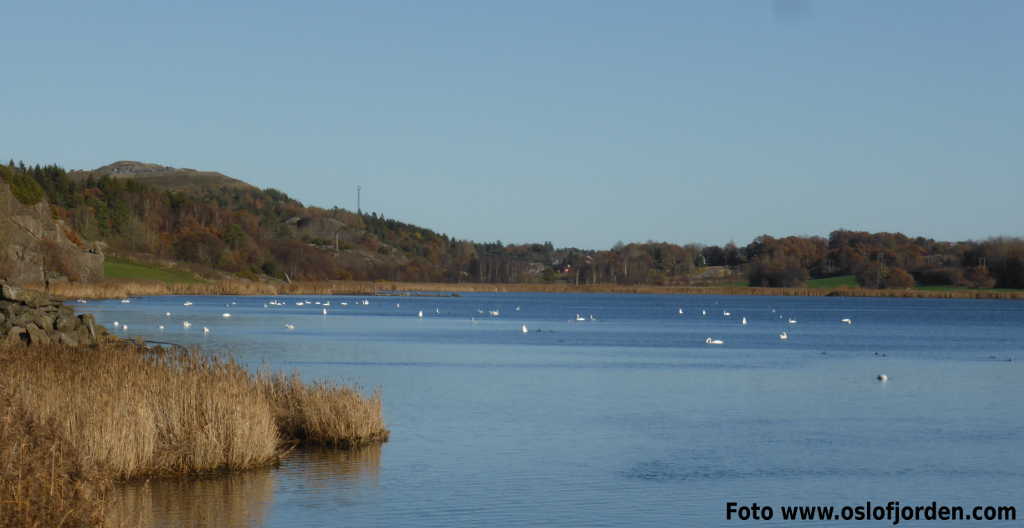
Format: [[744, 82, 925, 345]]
[[3, 160, 1022, 289]]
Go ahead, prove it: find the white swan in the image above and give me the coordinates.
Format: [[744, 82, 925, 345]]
[[723, 311, 731, 317], [521, 324, 528, 333], [183, 321, 191, 328], [323, 308, 328, 315], [183, 301, 193, 306], [788, 318, 798, 324], [158, 325, 165, 331], [678, 308, 684, 315], [706, 337, 724, 345], [120, 298, 131, 304], [741, 317, 747, 325], [222, 313, 231, 318], [112, 321, 119, 328], [841, 318, 853, 324], [418, 310, 424, 318], [203, 326, 210, 335], [575, 313, 586, 322], [284, 323, 295, 330], [779, 331, 788, 340], [165, 311, 171, 317]]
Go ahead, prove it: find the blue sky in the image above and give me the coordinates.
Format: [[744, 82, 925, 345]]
[[3, 1, 1021, 249]]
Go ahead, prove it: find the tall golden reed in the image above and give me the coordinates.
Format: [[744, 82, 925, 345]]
[[0, 341, 388, 527]]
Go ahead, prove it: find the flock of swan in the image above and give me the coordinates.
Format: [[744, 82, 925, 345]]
[[99, 297, 892, 382], [101, 297, 864, 342]]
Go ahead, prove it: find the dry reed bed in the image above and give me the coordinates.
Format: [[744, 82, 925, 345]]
[[0, 341, 388, 527], [45, 279, 1024, 301]]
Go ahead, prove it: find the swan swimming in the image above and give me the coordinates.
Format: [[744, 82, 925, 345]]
[[222, 313, 231, 318], [779, 331, 788, 340], [203, 327, 210, 335], [788, 318, 798, 324], [182, 321, 191, 328], [723, 311, 731, 317], [741, 317, 747, 325], [418, 310, 424, 318], [575, 314, 586, 322], [284, 323, 295, 330], [841, 318, 853, 324], [521, 324, 528, 333], [705, 337, 724, 345], [183, 301, 193, 306]]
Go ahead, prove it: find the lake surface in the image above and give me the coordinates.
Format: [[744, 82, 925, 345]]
[[78, 293, 1023, 526]]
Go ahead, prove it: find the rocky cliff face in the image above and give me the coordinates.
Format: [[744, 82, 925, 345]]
[[0, 180, 103, 285], [0, 284, 107, 347]]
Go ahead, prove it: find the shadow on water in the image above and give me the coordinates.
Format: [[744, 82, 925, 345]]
[[109, 445, 382, 527]]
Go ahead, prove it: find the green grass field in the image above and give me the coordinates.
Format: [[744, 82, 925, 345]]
[[806, 275, 858, 289], [103, 258, 201, 283]]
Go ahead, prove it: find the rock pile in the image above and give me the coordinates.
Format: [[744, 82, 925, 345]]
[[0, 283, 106, 347]]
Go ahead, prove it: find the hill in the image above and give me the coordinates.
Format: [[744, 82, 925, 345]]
[[69, 161, 257, 193]]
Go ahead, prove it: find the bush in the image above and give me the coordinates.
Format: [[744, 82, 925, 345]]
[[885, 268, 915, 289], [747, 256, 809, 287], [917, 267, 962, 286], [856, 264, 915, 289]]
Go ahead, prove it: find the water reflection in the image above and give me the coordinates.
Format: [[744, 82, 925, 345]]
[[110, 445, 382, 527]]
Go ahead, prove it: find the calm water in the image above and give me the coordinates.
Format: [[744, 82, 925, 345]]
[[79, 293, 1023, 526]]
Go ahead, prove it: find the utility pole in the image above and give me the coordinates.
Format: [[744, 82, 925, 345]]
[[357, 185, 362, 215]]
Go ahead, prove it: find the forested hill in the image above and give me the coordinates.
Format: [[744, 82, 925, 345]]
[[1, 159, 1023, 290]]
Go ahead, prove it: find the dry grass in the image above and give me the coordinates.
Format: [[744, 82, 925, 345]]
[[43, 279, 379, 299], [0, 393, 108, 528], [44, 278, 1024, 301], [260, 372, 388, 449], [0, 341, 388, 527]]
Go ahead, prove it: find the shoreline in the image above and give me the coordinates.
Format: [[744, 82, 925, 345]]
[[41, 279, 1024, 301]]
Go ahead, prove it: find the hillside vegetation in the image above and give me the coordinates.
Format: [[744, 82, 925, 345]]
[[4, 159, 1024, 291]]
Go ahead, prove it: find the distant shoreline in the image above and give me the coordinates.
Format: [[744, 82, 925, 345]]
[[41, 279, 1024, 301]]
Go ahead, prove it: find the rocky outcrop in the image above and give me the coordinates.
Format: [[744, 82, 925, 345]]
[[0, 283, 107, 347], [0, 179, 103, 285]]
